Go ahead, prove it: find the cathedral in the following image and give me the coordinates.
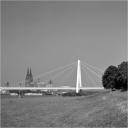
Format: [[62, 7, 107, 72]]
[[25, 67, 33, 86]]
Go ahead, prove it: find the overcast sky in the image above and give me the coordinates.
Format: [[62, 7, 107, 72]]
[[1, 1, 127, 84]]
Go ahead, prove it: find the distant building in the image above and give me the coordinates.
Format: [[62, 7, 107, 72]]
[[25, 67, 33, 87]]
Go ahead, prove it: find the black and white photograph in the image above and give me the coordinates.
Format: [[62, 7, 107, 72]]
[[1, 0, 127, 127]]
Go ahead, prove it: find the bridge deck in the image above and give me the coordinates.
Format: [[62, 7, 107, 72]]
[[0, 87, 104, 91]]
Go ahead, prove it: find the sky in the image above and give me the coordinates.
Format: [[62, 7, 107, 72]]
[[1, 1, 127, 84]]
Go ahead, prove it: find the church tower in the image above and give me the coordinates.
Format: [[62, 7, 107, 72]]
[[29, 68, 33, 83], [25, 67, 33, 86]]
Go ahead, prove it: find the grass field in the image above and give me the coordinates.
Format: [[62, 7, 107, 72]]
[[1, 90, 127, 127]]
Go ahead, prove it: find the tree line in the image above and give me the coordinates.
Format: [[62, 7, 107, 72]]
[[102, 61, 127, 91]]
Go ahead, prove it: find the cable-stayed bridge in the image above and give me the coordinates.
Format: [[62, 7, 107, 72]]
[[0, 59, 104, 93]]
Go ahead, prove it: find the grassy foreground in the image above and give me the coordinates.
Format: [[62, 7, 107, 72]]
[[1, 90, 127, 127]]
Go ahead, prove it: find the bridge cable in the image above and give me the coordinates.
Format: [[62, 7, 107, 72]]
[[81, 63, 101, 79], [81, 66, 97, 86], [52, 65, 76, 87], [81, 61, 103, 75], [34, 61, 77, 80], [81, 66, 101, 87]]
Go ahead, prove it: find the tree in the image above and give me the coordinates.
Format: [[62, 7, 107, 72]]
[[102, 65, 118, 89], [102, 61, 128, 91], [115, 61, 128, 90]]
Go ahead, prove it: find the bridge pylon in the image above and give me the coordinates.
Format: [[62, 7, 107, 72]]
[[76, 59, 82, 93]]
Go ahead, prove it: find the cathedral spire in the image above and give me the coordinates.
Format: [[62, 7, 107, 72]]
[[29, 67, 33, 82], [25, 67, 29, 80], [25, 67, 33, 86], [30, 67, 31, 74]]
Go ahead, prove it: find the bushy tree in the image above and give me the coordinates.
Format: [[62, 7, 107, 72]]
[[102, 65, 118, 89], [116, 61, 128, 90], [102, 61, 128, 91]]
